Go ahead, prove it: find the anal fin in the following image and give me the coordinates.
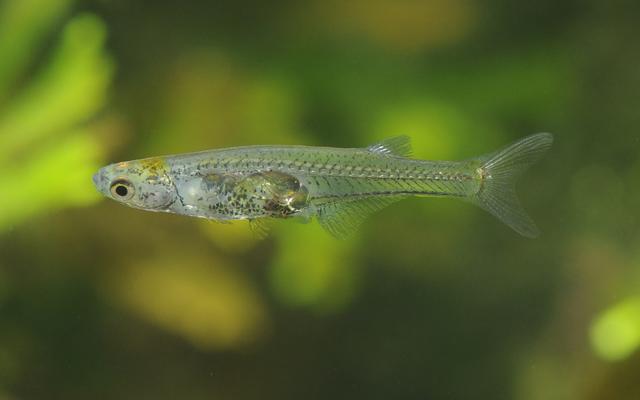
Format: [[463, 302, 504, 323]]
[[315, 195, 405, 239]]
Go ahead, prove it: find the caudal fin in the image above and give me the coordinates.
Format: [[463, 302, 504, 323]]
[[471, 133, 553, 238]]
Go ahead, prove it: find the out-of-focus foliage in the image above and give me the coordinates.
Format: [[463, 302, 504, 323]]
[[270, 222, 359, 312], [1, 0, 640, 399], [0, 0, 113, 231], [300, 0, 477, 53], [0, 0, 71, 102], [106, 254, 268, 350]]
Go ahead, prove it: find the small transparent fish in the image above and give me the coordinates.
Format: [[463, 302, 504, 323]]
[[93, 133, 553, 238]]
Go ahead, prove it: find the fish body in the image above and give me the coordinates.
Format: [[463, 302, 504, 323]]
[[93, 133, 553, 238]]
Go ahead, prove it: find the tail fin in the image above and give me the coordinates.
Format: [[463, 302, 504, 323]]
[[471, 133, 553, 238]]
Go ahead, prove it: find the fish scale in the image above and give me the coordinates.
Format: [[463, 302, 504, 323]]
[[190, 149, 474, 198]]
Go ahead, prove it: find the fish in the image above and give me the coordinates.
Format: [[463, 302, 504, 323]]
[[93, 133, 553, 238]]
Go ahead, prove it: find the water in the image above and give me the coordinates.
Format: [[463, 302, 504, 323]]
[[1, 0, 639, 399]]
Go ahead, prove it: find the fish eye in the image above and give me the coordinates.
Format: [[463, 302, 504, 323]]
[[110, 179, 135, 201]]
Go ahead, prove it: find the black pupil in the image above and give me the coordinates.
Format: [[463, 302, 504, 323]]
[[115, 185, 128, 197]]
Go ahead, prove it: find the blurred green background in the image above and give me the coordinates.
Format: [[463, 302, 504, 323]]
[[1, 0, 640, 399]]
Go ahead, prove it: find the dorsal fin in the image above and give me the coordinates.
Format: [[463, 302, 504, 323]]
[[367, 136, 412, 157]]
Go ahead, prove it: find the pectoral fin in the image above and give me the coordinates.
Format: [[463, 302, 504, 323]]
[[248, 218, 271, 239]]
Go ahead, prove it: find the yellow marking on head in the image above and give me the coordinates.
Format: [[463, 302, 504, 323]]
[[117, 161, 130, 169], [140, 157, 166, 175]]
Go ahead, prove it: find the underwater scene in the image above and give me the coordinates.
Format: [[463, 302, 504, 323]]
[[1, 0, 639, 399]]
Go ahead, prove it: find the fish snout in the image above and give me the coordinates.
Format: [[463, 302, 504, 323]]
[[93, 169, 107, 193]]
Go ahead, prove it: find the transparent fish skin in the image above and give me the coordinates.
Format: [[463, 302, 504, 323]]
[[93, 133, 553, 238]]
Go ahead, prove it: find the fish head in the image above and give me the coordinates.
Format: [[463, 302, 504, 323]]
[[93, 157, 177, 211]]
